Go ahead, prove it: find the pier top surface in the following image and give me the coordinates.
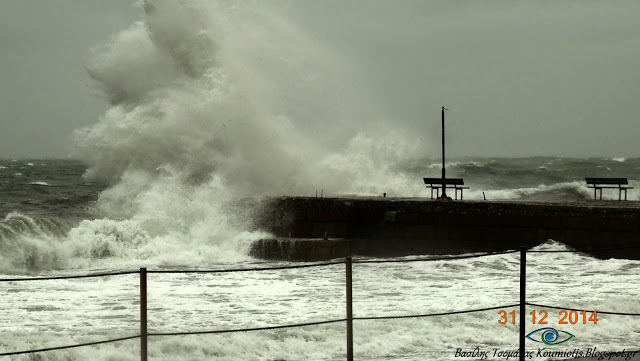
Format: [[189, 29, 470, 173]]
[[257, 196, 640, 218], [269, 195, 640, 208]]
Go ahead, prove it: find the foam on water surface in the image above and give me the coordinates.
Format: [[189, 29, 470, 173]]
[[1, 241, 639, 360]]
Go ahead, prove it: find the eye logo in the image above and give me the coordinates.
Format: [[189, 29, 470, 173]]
[[526, 327, 575, 345]]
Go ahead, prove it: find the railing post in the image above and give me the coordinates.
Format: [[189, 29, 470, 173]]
[[140, 268, 148, 361], [346, 257, 353, 361], [519, 247, 526, 361]]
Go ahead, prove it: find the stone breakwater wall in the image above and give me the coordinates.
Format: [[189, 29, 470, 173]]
[[249, 197, 640, 261]]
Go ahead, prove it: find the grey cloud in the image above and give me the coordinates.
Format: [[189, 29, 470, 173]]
[[1, 1, 639, 158]]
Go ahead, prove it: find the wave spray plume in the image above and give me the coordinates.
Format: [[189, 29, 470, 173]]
[[28, 0, 424, 270]]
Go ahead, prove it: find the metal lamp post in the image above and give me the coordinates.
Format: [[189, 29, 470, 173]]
[[438, 106, 451, 201]]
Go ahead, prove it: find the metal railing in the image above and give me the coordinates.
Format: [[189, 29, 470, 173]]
[[2, 245, 640, 360]]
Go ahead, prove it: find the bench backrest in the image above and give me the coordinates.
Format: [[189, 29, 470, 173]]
[[585, 177, 628, 185], [423, 177, 464, 185]]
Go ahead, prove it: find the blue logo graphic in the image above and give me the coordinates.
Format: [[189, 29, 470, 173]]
[[526, 327, 575, 345]]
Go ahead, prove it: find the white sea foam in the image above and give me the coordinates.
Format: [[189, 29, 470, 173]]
[[426, 160, 486, 170], [29, 181, 50, 186], [1, 240, 639, 360], [613, 157, 626, 162]]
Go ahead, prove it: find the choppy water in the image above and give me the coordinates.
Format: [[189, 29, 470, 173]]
[[0, 159, 102, 219], [1, 159, 640, 360]]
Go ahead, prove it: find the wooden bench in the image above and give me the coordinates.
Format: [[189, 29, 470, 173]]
[[423, 178, 470, 200], [585, 178, 634, 200]]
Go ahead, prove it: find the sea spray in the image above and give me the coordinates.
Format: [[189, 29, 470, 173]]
[[66, 0, 427, 268]]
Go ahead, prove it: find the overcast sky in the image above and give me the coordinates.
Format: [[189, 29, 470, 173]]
[[1, 1, 639, 159]]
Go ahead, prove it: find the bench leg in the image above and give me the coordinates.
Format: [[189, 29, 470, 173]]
[[625, 189, 628, 201], [619, 188, 622, 201], [594, 188, 596, 200], [599, 188, 603, 200], [455, 188, 458, 200], [461, 189, 464, 200], [430, 188, 433, 199]]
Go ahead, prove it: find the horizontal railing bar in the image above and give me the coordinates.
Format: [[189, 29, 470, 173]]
[[354, 304, 520, 320], [353, 250, 519, 264], [526, 302, 640, 316], [0, 335, 140, 357], [147, 261, 345, 274], [0, 270, 139, 282], [149, 318, 347, 336], [528, 244, 640, 253]]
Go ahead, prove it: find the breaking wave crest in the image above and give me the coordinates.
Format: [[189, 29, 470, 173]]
[[0, 213, 73, 271], [469, 181, 593, 201], [0, 210, 264, 271]]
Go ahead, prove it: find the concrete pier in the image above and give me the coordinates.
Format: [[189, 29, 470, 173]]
[[250, 197, 640, 261]]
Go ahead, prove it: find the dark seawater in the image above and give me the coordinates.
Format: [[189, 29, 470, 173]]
[[2, 157, 639, 221], [404, 156, 640, 201], [0, 159, 105, 257], [0, 159, 104, 220]]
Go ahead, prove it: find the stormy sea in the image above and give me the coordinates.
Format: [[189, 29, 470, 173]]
[[2, 157, 640, 361], [2, 1, 639, 360]]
